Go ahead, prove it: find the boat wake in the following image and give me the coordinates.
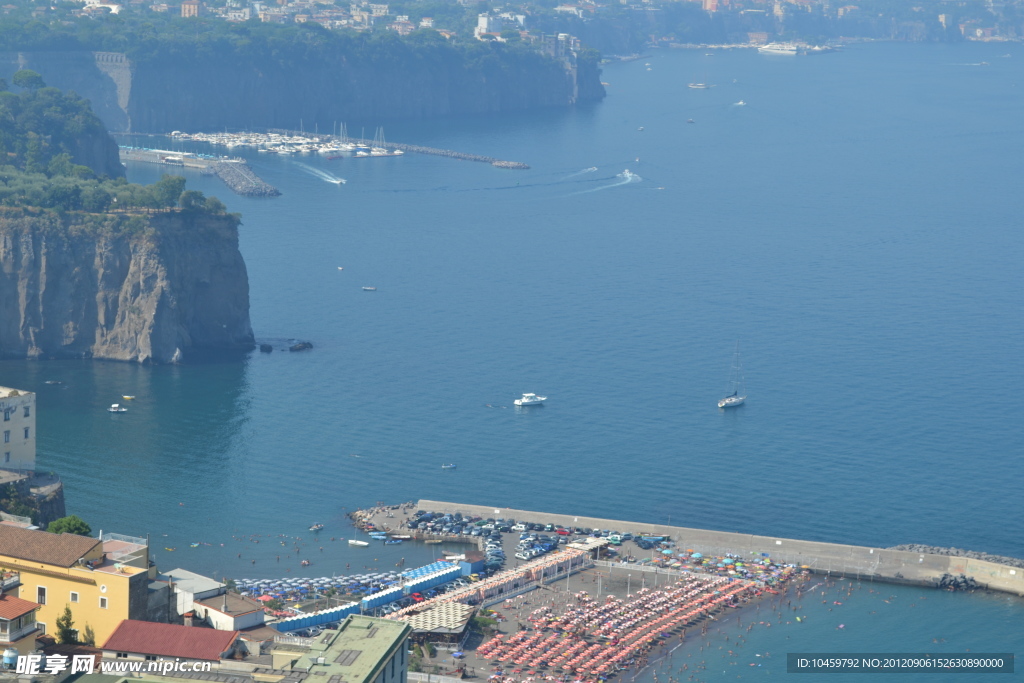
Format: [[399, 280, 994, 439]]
[[569, 169, 642, 196], [563, 166, 599, 179], [296, 162, 346, 185]]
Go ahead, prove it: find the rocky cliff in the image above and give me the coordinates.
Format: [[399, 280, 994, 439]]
[[0, 48, 603, 133], [0, 209, 254, 363]]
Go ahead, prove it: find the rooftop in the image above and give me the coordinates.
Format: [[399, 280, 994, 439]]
[[163, 568, 226, 596], [0, 593, 40, 620], [300, 616, 410, 683], [402, 602, 475, 634], [196, 592, 263, 617], [0, 526, 101, 567], [101, 620, 239, 661]]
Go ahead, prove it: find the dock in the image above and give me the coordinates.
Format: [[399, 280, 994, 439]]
[[357, 499, 1024, 597], [119, 147, 280, 197]]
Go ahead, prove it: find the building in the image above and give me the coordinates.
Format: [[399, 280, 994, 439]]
[[702, 0, 717, 11], [180, 0, 199, 16], [0, 386, 35, 473], [100, 620, 240, 664], [270, 615, 411, 683], [474, 12, 502, 39], [0, 527, 151, 644], [0, 594, 41, 655]]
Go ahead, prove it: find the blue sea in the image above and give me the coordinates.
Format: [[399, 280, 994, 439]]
[[3, 41, 1023, 677]]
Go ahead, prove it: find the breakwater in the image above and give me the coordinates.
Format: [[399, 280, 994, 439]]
[[118, 148, 280, 197], [414, 499, 1024, 596]]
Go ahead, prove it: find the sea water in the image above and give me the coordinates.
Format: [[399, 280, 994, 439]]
[[2, 42, 1022, 671]]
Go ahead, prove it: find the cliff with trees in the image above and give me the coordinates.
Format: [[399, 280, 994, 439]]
[[0, 84, 254, 363]]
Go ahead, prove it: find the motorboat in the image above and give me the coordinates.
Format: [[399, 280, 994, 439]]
[[348, 540, 369, 547], [122, 395, 136, 400], [441, 464, 457, 469], [362, 286, 377, 291], [514, 393, 547, 406], [688, 82, 709, 89], [108, 404, 127, 413], [309, 524, 325, 532], [389, 534, 412, 540]]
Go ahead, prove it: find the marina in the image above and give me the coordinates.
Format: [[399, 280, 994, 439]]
[[164, 128, 531, 169]]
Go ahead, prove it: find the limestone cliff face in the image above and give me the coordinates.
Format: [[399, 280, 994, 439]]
[[0, 49, 604, 134], [0, 210, 254, 363]]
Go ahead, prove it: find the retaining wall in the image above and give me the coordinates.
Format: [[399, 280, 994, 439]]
[[416, 500, 1024, 596]]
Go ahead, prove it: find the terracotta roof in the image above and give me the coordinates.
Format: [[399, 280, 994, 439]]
[[0, 594, 40, 620], [101, 621, 238, 661], [0, 526, 100, 567]]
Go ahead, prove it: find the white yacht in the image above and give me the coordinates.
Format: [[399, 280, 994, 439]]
[[718, 342, 747, 409], [514, 393, 547, 406], [348, 539, 369, 547], [107, 403, 127, 413], [758, 42, 799, 55]]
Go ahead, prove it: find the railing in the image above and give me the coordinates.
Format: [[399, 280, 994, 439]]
[[273, 635, 315, 647], [1, 571, 21, 591]]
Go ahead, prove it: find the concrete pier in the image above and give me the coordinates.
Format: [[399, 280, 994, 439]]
[[412, 500, 1024, 596], [119, 148, 280, 197]]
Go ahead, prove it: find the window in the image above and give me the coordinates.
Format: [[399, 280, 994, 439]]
[[70, 592, 79, 603], [116, 652, 127, 659], [3, 409, 9, 421], [3, 453, 9, 464], [145, 656, 157, 662], [3, 431, 8, 443], [23, 427, 29, 439], [23, 406, 29, 418], [99, 597, 108, 609], [36, 586, 46, 605]]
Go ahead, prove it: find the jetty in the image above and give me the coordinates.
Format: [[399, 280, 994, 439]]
[[355, 499, 1024, 597], [118, 147, 280, 197]]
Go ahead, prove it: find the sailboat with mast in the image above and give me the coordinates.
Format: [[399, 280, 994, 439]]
[[718, 342, 746, 409]]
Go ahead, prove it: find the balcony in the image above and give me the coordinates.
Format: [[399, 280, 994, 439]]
[[0, 571, 20, 591]]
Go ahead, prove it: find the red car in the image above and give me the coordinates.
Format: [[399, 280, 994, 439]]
[[411, 593, 425, 602], [556, 528, 570, 535]]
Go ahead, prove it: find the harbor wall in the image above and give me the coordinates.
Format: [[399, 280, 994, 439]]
[[415, 500, 1024, 596]]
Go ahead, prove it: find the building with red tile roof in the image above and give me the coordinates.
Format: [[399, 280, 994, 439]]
[[101, 620, 239, 662]]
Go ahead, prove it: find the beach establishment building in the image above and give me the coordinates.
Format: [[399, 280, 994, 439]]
[[0, 386, 35, 473], [0, 526, 151, 644], [271, 615, 411, 683], [403, 602, 475, 646]]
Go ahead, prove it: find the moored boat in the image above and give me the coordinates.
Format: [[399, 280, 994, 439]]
[[348, 540, 369, 546], [718, 341, 747, 409], [309, 524, 325, 532]]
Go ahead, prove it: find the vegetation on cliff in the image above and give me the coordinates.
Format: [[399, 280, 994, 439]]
[[0, 83, 227, 215]]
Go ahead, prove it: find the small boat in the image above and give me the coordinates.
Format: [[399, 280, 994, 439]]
[[107, 404, 127, 413], [309, 524, 325, 532], [337, 266, 344, 270], [687, 119, 695, 124], [301, 560, 311, 566], [425, 540, 443, 544], [441, 464, 457, 469], [384, 540, 402, 545], [735, 101, 746, 106], [122, 395, 136, 400], [44, 380, 63, 385], [349, 540, 369, 547], [389, 534, 412, 540], [362, 286, 377, 291], [718, 341, 747, 409], [514, 393, 547, 406], [637, 126, 644, 131], [688, 83, 709, 89]]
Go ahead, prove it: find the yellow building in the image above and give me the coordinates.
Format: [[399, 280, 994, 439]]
[[0, 526, 151, 645], [0, 385, 36, 473]]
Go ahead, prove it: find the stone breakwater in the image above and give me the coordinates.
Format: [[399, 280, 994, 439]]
[[350, 139, 531, 170], [213, 161, 281, 197], [889, 544, 1024, 569]]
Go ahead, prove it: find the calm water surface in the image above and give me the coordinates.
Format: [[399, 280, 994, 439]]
[[3, 42, 1023, 672]]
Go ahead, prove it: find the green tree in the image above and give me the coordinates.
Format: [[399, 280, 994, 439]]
[[12, 69, 45, 91], [153, 174, 187, 207], [178, 189, 206, 210], [47, 515, 92, 536], [56, 605, 77, 644], [265, 598, 284, 610], [82, 624, 96, 646], [204, 195, 226, 213]]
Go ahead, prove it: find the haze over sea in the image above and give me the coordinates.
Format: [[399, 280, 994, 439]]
[[3, 42, 1022, 676]]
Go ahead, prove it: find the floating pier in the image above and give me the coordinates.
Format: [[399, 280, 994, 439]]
[[119, 147, 280, 197]]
